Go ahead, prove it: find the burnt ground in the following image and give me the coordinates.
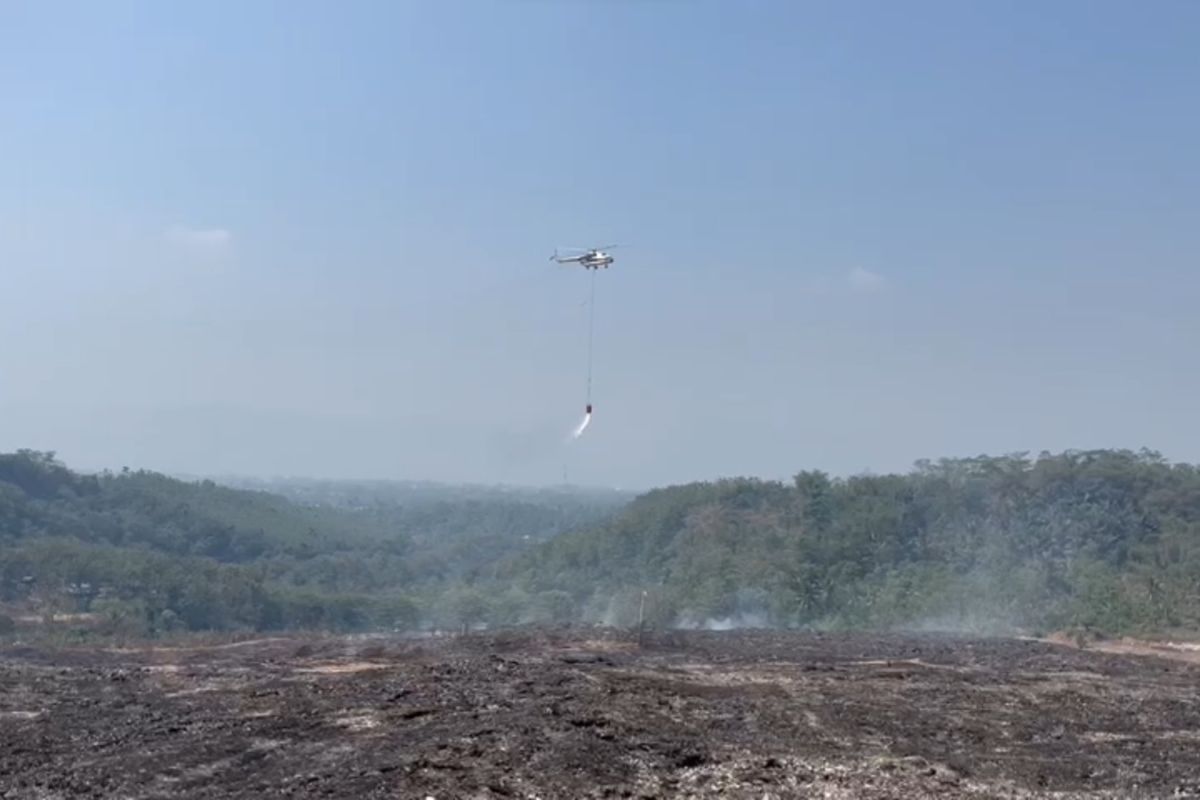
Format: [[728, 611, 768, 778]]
[[2, 629, 1200, 799]]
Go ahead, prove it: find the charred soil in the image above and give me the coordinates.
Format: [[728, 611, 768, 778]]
[[2, 629, 1199, 798]]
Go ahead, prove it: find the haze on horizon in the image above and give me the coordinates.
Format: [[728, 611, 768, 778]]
[[3, 1, 1199, 489]]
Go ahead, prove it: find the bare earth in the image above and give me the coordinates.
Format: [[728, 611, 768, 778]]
[[2, 629, 1199, 799]]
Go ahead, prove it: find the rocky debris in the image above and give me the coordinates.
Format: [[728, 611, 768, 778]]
[[1, 629, 1199, 798]]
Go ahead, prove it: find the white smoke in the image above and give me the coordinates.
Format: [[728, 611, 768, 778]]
[[675, 611, 770, 631]]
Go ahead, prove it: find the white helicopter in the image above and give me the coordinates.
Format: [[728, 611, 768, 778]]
[[550, 245, 617, 270]]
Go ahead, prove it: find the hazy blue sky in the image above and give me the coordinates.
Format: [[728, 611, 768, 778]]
[[3, 0, 1199, 488]]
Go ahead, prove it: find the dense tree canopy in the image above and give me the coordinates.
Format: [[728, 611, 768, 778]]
[[3, 448, 1200, 639], [0, 451, 622, 637], [502, 449, 1200, 636]]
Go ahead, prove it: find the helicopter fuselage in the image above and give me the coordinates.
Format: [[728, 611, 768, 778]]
[[552, 248, 615, 269], [571, 251, 612, 269]]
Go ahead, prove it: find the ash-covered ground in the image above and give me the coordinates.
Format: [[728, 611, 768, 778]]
[[2, 629, 1199, 799]]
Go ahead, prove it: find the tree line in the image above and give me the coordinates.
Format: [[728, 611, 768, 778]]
[[4, 448, 1200, 640], [497, 449, 1200, 637], [0, 450, 619, 638]]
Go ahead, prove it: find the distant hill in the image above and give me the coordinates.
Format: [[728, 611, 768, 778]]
[[211, 475, 631, 584], [0, 450, 626, 637], [211, 474, 633, 511]]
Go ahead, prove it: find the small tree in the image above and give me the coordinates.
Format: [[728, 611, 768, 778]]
[[532, 590, 575, 625], [489, 587, 530, 627], [156, 608, 185, 636], [93, 598, 150, 640], [374, 595, 420, 631], [440, 587, 489, 634]]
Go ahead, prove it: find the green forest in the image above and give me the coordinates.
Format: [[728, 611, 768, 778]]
[[0, 450, 623, 638], [3, 448, 1200, 640], [502, 449, 1200, 637]]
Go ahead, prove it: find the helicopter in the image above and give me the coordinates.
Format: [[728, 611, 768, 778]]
[[550, 245, 617, 270]]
